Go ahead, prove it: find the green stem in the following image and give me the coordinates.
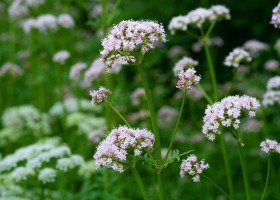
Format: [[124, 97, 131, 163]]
[[165, 89, 186, 160], [131, 166, 148, 200], [197, 83, 214, 104], [236, 129, 251, 200], [261, 155, 270, 200], [105, 100, 131, 127], [40, 183, 45, 200], [203, 174, 232, 200]]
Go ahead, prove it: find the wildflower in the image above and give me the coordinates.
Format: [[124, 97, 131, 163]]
[[168, 16, 189, 35], [8, 0, 29, 19], [176, 68, 201, 90], [89, 87, 112, 105], [180, 154, 209, 182], [260, 139, 280, 153], [131, 87, 146, 106], [36, 14, 57, 32], [21, 18, 38, 33], [192, 37, 224, 53], [202, 95, 260, 141], [262, 90, 280, 107], [0, 63, 23, 76], [210, 5, 231, 21], [56, 155, 84, 171], [224, 48, 252, 67], [264, 59, 279, 71], [69, 62, 87, 81], [173, 57, 198, 76], [266, 76, 280, 90], [52, 50, 70, 64], [10, 167, 35, 182], [88, 129, 105, 144], [100, 20, 166, 68], [57, 13, 75, 28], [157, 106, 179, 127], [38, 168, 57, 184], [94, 126, 155, 172], [271, 3, 280, 28], [243, 39, 268, 57]]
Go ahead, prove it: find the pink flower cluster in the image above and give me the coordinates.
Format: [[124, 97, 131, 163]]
[[266, 76, 280, 90], [89, 87, 112, 105], [271, 3, 280, 28], [202, 95, 260, 141], [260, 139, 280, 154], [176, 68, 201, 90], [180, 154, 209, 182], [262, 90, 280, 107], [69, 62, 87, 81], [100, 20, 166, 68], [173, 56, 198, 76], [224, 48, 252, 68], [93, 126, 155, 172], [169, 5, 230, 34]]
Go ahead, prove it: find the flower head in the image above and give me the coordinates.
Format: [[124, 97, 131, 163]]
[[38, 168, 57, 184], [173, 57, 198, 76], [243, 39, 268, 57], [267, 76, 280, 90], [262, 90, 280, 107], [260, 139, 280, 154], [224, 48, 252, 67], [100, 20, 166, 68], [52, 50, 70, 64], [272, 3, 280, 28], [0, 63, 23, 76], [264, 60, 279, 71], [69, 62, 87, 81], [180, 154, 209, 182], [89, 87, 112, 105], [94, 126, 155, 172], [176, 68, 201, 90], [57, 13, 75, 28], [202, 95, 260, 141]]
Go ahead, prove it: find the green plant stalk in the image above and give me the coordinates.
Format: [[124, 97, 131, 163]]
[[165, 89, 186, 160], [197, 83, 214, 105], [203, 174, 232, 200], [131, 166, 148, 200], [137, 64, 164, 200], [236, 129, 251, 200], [105, 100, 131, 127], [40, 183, 45, 200], [261, 155, 270, 200]]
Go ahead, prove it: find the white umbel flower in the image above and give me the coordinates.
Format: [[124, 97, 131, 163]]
[[38, 168, 57, 184]]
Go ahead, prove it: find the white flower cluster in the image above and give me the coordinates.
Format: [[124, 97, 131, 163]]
[[52, 50, 70, 64], [202, 95, 260, 141], [8, 0, 45, 19], [243, 39, 268, 57], [94, 126, 155, 172], [0, 141, 84, 184], [263, 76, 280, 107], [176, 68, 201, 90], [180, 154, 209, 182], [131, 87, 146, 106], [173, 57, 198, 76], [21, 13, 75, 33], [169, 5, 230, 34], [0, 63, 23, 76], [264, 59, 279, 71], [89, 87, 112, 105], [100, 20, 166, 68], [260, 139, 280, 154], [224, 48, 252, 67], [69, 62, 87, 81], [271, 3, 280, 28]]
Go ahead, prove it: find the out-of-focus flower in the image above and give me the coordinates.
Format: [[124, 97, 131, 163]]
[[167, 46, 187, 59], [176, 68, 201, 90], [100, 20, 166, 68], [0, 63, 23, 76], [157, 106, 178, 127], [260, 139, 280, 153], [262, 90, 280, 107], [202, 95, 260, 141], [192, 37, 224, 52], [36, 14, 57, 32], [131, 87, 146, 106], [264, 59, 279, 71], [224, 48, 252, 68], [180, 154, 209, 182], [57, 14, 75, 28], [271, 3, 280, 28], [38, 168, 57, 184], [94, 126, 155, 172], [69, 62, 87, 81], [89, 87, 112, 105], [173, 57, 198, 76], [52, 50, 70, 64], [87, 129, 105, 144], [241, 119, 263, 133], [266, 76, 280, 90], [243, 39, 269, 57], [8, 0, 29, 19]]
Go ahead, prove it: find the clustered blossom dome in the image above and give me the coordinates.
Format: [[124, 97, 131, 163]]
[[94, 126, 155, 172], [173, 56, 198, 76], [271, 3, 280, 28], [260, 139, 280, 154], [262, 90, 280, 107], [8, 0, 45, 19], [100, 20, 166, 68], [89, 87, 112, 105], [243, 39, 268, 57], [180, 154, 209, 182], [266, 76, 280, 90], [202, 95, 260, 141], [169, 5, 230, 34], [52, 50, 70, 64], [223, 48, 252, 67], [176, 68, 201, 90]]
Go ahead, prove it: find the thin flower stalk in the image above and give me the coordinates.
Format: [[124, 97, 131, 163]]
[[197, 84, 214, 104], [131, 166, 149, 200], [105, 100, 131, 127], [261, 155, 270, 200]]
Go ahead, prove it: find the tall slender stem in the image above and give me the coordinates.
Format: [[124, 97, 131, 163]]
[[261, 155, 270, 200], [236, 129, 251, 200], [197, 84, 214, 105], [165, 90, 186, 160], [105, 100, 131, 127], [202, 174, 232, 200], [131, 166, 148, 200]]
